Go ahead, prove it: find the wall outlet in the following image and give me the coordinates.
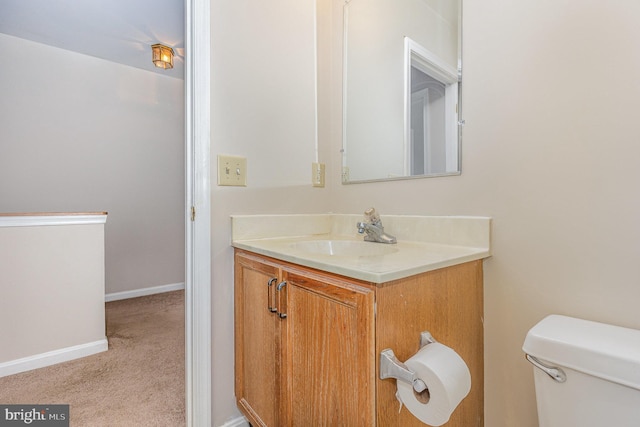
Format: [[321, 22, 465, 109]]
[[312, 162, 325, 187], [217, 155, 247, 186], [342, 166, 350, 183]]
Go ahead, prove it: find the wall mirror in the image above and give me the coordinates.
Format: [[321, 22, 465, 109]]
[[342, 0, 462, 183]]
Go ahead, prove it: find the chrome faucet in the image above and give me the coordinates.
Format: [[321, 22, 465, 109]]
[[356, 208, 397, 244]]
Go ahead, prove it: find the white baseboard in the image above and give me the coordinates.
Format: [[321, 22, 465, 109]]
[[0, 338, 108, 378], [105, 282, 185, 302], [219, 416, 249, 427]]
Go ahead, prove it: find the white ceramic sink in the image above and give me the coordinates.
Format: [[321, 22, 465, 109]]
[[231, 214, 491, 282], [289, 240, 399, 257]]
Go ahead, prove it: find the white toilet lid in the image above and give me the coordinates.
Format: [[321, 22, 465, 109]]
[[523, 314, 640, 391]]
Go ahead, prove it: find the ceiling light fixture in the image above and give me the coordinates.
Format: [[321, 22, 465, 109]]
[[151, 44, 174, 69]]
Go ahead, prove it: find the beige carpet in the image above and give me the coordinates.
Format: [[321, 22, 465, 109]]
[[0, 290, 185, 426]]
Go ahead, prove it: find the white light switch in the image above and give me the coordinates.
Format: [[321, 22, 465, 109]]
[[217, 155, 247, 186]]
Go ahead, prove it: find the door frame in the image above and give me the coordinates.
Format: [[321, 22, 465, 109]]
[[185, 0, 211, 425]]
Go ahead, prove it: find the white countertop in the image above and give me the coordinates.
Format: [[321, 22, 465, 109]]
[[231, 214, 491, 283]]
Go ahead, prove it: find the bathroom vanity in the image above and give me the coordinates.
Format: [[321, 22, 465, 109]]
[[232, 214, 490, 426]]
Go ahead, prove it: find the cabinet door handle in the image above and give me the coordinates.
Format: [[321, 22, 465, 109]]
[[276, 281, 287, 319], [267, 277, 277, 313]]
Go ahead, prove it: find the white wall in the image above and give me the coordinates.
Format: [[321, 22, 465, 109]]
[[0, 216, 107, 376], [210, 0, 326, 424], [0, 34, 185, 295]]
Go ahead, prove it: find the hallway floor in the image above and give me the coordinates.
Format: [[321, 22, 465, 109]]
[[0, 290, 185, 426]]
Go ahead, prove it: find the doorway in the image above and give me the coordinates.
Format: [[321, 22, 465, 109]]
[[184, 0, 211, 425]]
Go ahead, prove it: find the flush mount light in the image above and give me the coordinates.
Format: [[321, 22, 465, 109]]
[[151, 44, 174, 69]]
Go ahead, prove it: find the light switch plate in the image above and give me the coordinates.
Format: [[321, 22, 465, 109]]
[[217, 155, 247, 186]]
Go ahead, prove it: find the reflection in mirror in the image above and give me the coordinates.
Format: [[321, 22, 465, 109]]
[[405, 37, 458, 176], [342, 0, 462, 183]]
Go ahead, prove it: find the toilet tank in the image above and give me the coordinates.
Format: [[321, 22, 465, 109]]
[[523, 315, 640, 427]]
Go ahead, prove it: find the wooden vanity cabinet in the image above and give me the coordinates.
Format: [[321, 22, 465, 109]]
[[235, 250, 376, 426], [234, 249, 484, 427], [234, 252, 281, 426]]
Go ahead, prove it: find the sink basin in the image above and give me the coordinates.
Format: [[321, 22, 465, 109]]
[[290, 240, 398, 257]]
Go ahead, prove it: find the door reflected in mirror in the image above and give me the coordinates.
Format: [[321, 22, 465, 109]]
[[406, 37, 459, 176], [342, 0, 462, 184]]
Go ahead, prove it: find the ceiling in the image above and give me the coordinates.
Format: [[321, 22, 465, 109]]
[[0, 0, 185, 79]]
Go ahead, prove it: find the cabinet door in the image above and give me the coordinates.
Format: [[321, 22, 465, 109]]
[[235, 252, 283, 427], [280, 268, 376, 426]]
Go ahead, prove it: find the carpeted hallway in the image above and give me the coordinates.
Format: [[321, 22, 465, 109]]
[[0, 290, 185, 426]]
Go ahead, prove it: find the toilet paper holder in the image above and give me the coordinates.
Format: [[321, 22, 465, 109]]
[[380, 331, 436, 393]]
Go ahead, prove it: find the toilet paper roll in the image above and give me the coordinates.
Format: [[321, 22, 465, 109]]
[[396, 342, 471, 426]]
